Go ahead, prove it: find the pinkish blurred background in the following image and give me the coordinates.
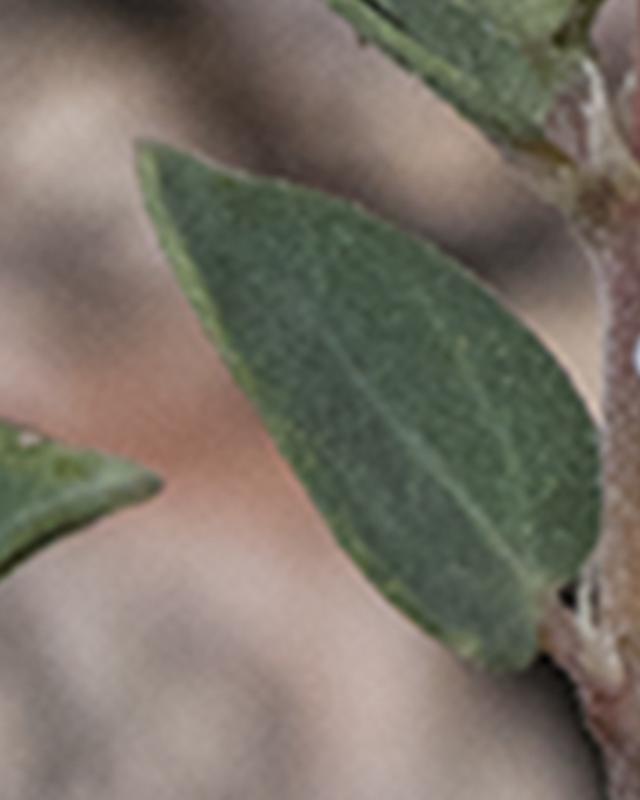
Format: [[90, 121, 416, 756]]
[[0, 0, 628, 797]]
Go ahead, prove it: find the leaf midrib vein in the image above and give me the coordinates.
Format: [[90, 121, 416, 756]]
[[323, 329, 537, 595]]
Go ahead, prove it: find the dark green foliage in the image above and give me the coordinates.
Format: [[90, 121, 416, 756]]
[[139, 144, 599, 669]]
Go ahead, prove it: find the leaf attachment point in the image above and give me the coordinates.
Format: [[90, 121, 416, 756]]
[[324, 0, 605, 149]]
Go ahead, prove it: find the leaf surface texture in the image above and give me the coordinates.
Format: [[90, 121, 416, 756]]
[[140, 144, 599, 669]]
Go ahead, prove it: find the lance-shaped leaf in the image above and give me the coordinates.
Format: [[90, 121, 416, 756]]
[[138, 144, 599, 670], [0, 422, 161, 576], [323, 0, 605, 146]]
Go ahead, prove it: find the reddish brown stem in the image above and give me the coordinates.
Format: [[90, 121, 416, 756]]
[[586, 207, 640, 638], [577, 210, 640, 799], [525, 50, 640, 800]]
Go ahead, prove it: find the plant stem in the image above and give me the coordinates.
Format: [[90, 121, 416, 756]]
[[517, 190, 640, 799], [578, 210, 640, 800], [528, 51, 640, 800], [570, 18, 640, 785]]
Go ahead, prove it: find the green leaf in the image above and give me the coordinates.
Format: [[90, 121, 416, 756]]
[[0, 421, 161, 577], [323, 0, 604, 146], [138, 143, 599, 670], [472, 0, 601, 40]]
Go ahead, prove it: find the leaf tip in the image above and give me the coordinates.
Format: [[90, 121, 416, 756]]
[[0, 427, 163, 581], [96, 455, 164, 511]]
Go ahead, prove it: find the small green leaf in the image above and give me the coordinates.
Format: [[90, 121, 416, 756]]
[[0, 422, 161, 577], [323, 0, 604, 146], [139, 143, 599, 670]]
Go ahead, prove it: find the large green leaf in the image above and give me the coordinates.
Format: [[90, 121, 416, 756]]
[[324, 0, 604, 146], [138, 144, 599, 670], [0, 422, 161, 576]]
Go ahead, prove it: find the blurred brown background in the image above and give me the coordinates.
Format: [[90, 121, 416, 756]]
[[0, 0, 628, 797]]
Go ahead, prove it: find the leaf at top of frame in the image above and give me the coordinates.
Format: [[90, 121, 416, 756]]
[[323, 0, 604, 147], [138, 143, 600, 671], [474, 0, 601, 40]]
